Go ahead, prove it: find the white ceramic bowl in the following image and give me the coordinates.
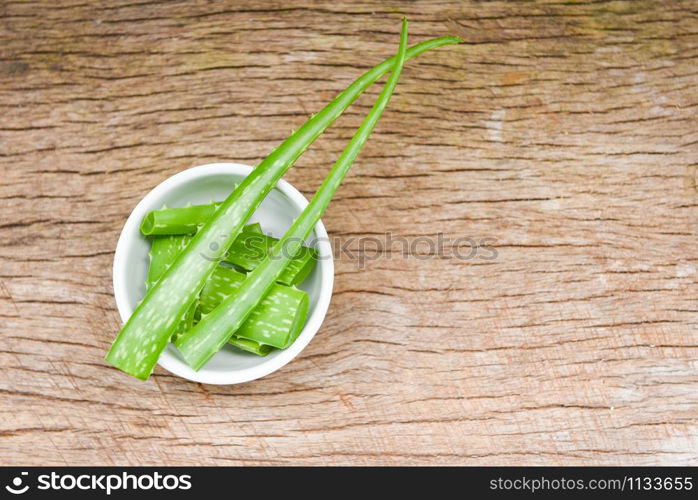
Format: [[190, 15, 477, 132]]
[[113, 163, 334, 385]]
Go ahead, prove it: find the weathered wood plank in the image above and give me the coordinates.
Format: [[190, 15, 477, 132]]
[[0, 0, 696, 465]]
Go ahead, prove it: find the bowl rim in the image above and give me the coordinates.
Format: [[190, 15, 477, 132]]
[[112, 162, 334, 385]]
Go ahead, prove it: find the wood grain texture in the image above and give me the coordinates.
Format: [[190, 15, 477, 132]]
[[0, 0, 696, 466]]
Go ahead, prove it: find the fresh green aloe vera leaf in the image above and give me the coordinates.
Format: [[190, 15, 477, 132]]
[[243, 222, 263, 234], [146, 235, 192, 287], [106, 32, 461, 380], [140, 203, 267, 237], [229, 337, 274, 356], [146, 235, 195, 339], [198, 266, 308, 349], [223, 231, 318, 286], [147, 231, 304, 348], [176, 19, 410, 370], [140, 203, 221, 236], [143, 203, 314, 285]]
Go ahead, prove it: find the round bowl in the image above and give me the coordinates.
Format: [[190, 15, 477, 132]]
[[112, 163, 334, 384]]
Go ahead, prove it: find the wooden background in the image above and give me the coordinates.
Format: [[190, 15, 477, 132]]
[[1, 0, 696, 466]]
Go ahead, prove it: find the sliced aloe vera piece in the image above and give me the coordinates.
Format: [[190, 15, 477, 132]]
[[141, 203, 221, 236], [141, 203, 315, 285], [199, 266, 308, 349], [147, 235, 195, 338], [229, 337, 273, 356], [224, 231, 317, 286], [147, 230, 303, 351]]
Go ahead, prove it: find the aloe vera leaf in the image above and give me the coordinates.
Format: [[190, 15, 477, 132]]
[[140, 203, 267, 236], [172, 303, 197, 341], [199, 266, 308, 348], [144, 203, 315, 285], [224, 231, 317, 286], [106, 33, 461, 380], [146, 235, 192, 287], [147, 232, 302, 347], [229, 337, 273, 356], [177, 19, 410, 370], [140, 203, 221, 236], [147, 235, 196, 339], [244, 222, 263, 234], [145, 223, 260, 288], [143, 203, 315, 285]]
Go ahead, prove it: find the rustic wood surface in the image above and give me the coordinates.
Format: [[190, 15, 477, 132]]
[[1, 0, 696, 466]]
